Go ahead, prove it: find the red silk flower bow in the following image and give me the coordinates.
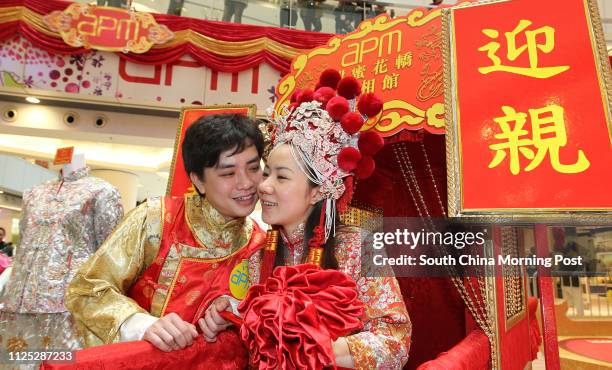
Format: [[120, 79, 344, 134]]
[[237, 264, 364, 370]]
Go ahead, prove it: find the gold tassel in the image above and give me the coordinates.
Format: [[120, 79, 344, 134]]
[[265, 229, 279, 252], [307, 247, 324, 266], [260, 229, 279, 282]]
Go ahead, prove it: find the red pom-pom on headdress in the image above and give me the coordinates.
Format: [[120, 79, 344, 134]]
[[313, 87, 336, 109], [355, 156, 375, 179], [297, 89, 314, 105], [337, 76, 361, 99], [358, 131, 384, 156], [326, 96, 350, 120], [340, 112, 364, 135], [319, 69, 342, 89], [357, 93, 383, 117], [337, 147, 361, 172]]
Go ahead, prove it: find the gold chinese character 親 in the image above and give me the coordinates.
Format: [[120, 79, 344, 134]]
[[488, 104, 589, 175]]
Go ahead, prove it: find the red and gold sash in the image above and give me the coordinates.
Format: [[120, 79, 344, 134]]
[[128, 196, 265, 324]]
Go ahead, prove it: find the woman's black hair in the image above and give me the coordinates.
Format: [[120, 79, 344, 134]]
[[274, 199, 339, 270]]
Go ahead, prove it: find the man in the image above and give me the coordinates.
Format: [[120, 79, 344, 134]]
[[427, 0, 443, 9], [66, 114, 266, 352], [222, 0, 248, 24]]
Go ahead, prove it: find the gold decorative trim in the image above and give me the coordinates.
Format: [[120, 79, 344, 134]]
[[183, 195, 253, 251], [486, 271, 501, 370], [165, 104, 257, 196], [583, 0, 612, 145], [504, 277, 527, 329], [442, 7, 459, 218], [43, 4, 173, 54], [339, 205, 383, 233], [442, 0, 612, 222], [500, 227, 527, 330], [10, 5, 311, 60]]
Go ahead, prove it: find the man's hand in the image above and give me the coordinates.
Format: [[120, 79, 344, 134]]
[[143, 312, 199, 352], [198, 296, 233, 342]]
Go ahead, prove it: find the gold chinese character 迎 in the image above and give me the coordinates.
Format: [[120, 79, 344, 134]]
[[488, 104, 589, 175], [352, 65, 366, 79], [373, 58, 388, 75], [478, 19, 570, 79], [382, 73, 399, 91], [395, 52, 413, 70], [362, 78, 375, 93]]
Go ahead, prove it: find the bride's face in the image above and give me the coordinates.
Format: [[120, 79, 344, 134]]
[[258, 144, 319, 234]]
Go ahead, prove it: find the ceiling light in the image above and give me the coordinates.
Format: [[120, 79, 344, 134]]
[[25, 96, 40, 104]]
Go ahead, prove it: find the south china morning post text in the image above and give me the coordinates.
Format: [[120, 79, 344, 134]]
[[364, 226, 585, 277]]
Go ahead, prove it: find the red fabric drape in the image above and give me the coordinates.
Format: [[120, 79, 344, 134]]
[[41, 331, 248, 370], [528, 297, 542, 360], [415, 330, 490, 370], [120, 44, 294, 74], [0, 0, 333, 73]]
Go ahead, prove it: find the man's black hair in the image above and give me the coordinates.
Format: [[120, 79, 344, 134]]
[[0, 227, 5, 234], [182, 114, 264, 179]]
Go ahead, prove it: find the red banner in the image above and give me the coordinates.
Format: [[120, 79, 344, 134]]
[[275, 3, 472, 137], [445, 0, 612, 215], [43, 3, 173, 53], [167, 105, 257, 197]]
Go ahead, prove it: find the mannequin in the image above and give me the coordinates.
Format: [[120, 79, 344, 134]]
[[0, 151, 124, 367], [62, 152, 86, 176], [0, 153, 90, 295]]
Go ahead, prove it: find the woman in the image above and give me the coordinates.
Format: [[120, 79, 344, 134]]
[[255, 145, 411, 369], [201, 71, 411, 369]]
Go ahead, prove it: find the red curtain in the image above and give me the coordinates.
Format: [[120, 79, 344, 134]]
[[416, 330, 490, 370], [352, 134, 470, 370]]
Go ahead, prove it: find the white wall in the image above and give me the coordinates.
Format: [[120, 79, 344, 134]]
[[0, 154, 55, 195], [0, 102, 176, 148]]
